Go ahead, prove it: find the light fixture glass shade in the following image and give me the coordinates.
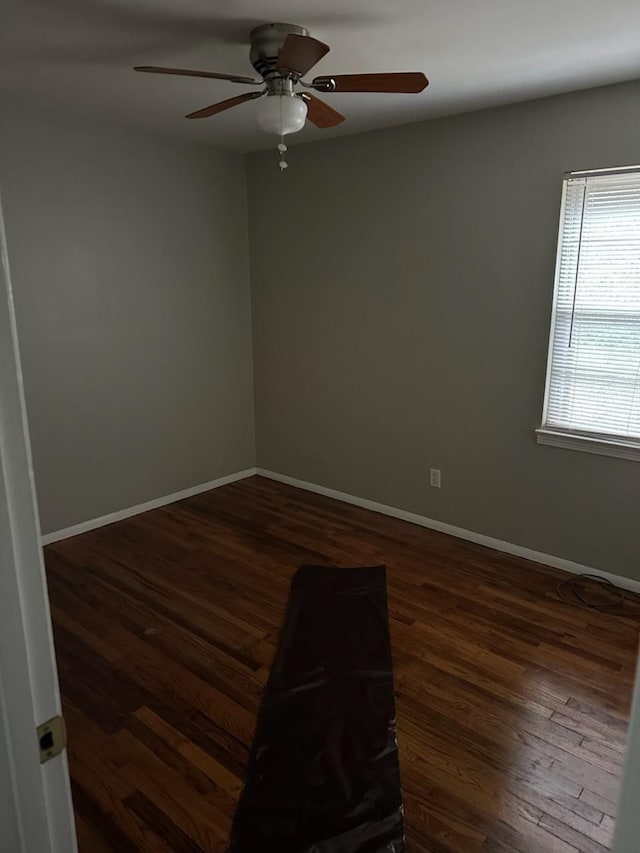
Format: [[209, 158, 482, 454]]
[[256, 94, 308, 136]]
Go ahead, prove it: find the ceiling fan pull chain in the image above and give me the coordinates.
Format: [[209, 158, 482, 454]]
[[278, 137, 288, 171], [277, 97, 288, 171]]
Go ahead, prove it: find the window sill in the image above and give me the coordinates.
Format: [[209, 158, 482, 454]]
[[535, 428, 640, 462]]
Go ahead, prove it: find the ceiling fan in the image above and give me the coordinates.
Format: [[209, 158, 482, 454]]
[[134, 22, 429, 169]]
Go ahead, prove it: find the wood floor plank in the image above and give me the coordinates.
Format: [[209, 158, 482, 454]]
[[70, 783, 140, 853], [116, 730, 230, 850], [45, 475, 639, 852], [125, 792, 207, 853], [538, 811, 610, 853], [71, 778, 172, 853], [74, 814, 117, 853], [133, 706, 243, 801]]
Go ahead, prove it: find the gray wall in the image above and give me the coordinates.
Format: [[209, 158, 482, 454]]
[[248, 78, 640, 582], [0, 106, 255, 534]]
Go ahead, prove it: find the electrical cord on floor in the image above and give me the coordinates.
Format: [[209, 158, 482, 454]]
[[557, 573, 640, 618]]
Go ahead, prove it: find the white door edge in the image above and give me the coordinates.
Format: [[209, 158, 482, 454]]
[[0, 188, 77, 852]]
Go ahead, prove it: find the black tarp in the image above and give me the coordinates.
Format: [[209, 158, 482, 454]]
[[229, 565, 404, 852]]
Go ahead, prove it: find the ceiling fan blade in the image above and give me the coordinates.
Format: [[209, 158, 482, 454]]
[[312, 72, 429, 94], [134, 66, 261, 85], [302, 94, 345, 128], [276, 33, 330, 76], [186, 91, 264, 119]]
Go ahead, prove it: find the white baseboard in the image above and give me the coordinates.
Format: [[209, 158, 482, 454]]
[[43, 464, 640, 595], [256, 468, 640, 595], [41, 468, 257, 545]]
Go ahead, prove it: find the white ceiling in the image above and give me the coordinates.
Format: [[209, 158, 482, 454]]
[[2, 0, 640, 152]]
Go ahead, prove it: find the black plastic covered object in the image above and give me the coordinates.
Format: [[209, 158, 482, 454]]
[[229, 565, 404, 853]]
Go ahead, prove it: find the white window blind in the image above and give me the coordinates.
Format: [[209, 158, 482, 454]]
[[540, 167, 640, 453]]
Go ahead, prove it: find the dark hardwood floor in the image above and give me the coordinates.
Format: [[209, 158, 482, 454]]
[[44, 475, 639, 852]]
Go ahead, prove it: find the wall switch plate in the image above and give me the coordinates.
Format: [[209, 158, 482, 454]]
[[430, 468, 441, 488]]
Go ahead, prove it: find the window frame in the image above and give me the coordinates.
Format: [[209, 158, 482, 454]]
[[536, 166, 640, 462]]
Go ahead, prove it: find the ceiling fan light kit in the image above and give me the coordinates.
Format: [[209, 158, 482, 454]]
[[255, 82, 307, 138], [134, 22, 429, 170]]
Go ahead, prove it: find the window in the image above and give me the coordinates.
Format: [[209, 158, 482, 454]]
[[537, 166, 640, 461]]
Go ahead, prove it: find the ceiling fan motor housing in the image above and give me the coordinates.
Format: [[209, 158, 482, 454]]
[[249, 23, 309, 78]]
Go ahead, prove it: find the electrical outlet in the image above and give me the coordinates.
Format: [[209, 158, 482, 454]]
[[430, 468, 441, 488]]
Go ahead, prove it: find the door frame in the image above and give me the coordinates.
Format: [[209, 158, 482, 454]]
[[613, 653, 640, 852], [0, 190, 77, 852]]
